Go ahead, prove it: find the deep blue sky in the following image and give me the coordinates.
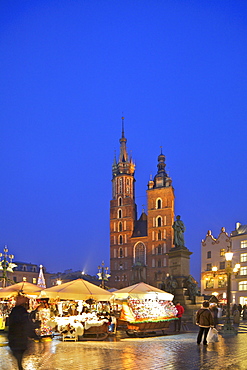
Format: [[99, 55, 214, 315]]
[[1, 1, 247, 284]]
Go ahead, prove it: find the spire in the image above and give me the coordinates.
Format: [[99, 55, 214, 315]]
[[153, 148, 172, 188], [119, 116, 128, 162], [37, 265, 46, 289]]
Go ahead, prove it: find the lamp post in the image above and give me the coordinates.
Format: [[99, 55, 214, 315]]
[[221, 246, 240, 334], [0, 245, 17, 288], [97, 261, 111, 289]]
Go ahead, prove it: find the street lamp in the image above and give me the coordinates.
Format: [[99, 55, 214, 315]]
[[0, 245, 17, 287], [97, 261, 111, 289], [221, 245, 240, 334]]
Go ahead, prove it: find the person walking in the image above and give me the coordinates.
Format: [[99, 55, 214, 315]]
[[174, 302, 185, 332], [8, 295, 30, 370], [196, 301, 214, 345]]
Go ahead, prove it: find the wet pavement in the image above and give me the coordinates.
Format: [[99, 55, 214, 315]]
[[1, 326, 247, 370]]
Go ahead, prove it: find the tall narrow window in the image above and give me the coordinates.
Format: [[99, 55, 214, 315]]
[[157, 216, 162, 227], [118, 197, 122, 206], [158, 230, 162, 240], [118, 222, 122, 232], [157, 198, 162, 209], [119, 247, 123, 258], [118, 209, 122, 218], [119, 235, 123, 245], [134, 242, 146, 266]]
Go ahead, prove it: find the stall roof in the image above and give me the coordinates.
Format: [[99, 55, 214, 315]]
[[113, 282, 174, 301], [41, 278, 113, 301]]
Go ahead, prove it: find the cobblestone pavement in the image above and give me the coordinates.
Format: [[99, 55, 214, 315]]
[[1, 329, 247, 370]]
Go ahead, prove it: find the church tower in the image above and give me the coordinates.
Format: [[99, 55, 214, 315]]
[[146, 150, 175, 287], [110, 118, 137, 287]]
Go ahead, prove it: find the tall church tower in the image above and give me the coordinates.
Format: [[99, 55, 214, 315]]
[[110, 118, 137, 287]]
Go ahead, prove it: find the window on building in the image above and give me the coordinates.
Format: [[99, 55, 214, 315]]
[[207, 251, 211, 259], [240, 267, 247, 276], [13, 276, 17, 283], [23, 277, 27, 281], [156, 198, 162, 209], [218, 276, 227, 288], [157, 245, 162, 255], [205, 277, 214, 289], [23, 265, 27, 271], [32, 266, 37, 272], [157, 259, 161, 268], [134, 242, 146, 266], [241, 253, 247, 262], [119, 263, 123, 270], [118, 209, 122, 218], [239, 281, 247, 291], [219, 261, 225, 270], [118, 222, 122, 232], [241, 240, 247, 249], [157, 217, 162, 227], [32, 278, 37, 284], [119, 235, 123, 245], [158, 230, 162, 240], [119, 247, 123, 258], [118, 197, 122, 206], [206, 263, 212, 271], [220, 249, 225, 257]]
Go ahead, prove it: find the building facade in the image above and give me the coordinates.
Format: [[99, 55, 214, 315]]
[[11, 262, 52, 287], [109, 119, 175, 289], [201, 223, 247, 306]]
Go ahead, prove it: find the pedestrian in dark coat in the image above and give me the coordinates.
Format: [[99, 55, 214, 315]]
[[196, 301, 214, 345], [8, 295, 30, 370]]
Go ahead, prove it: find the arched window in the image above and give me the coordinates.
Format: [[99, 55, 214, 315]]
[[118, 197, 122, 206], [156, 198, 162, 209], [118, 209, 122, 218], [134, 242, 146, 266], [119, 247, 123, 258], [119, 235, 123, 245], [158, 230, 162, 240], [157, 216, 162, 227], [118, 222, 122, 232]]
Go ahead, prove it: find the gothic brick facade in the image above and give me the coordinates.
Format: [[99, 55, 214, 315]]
[[109, 119, 175, 289]]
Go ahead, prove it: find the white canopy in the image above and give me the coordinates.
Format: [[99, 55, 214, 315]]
[[41, 278, 113, 301], [113, 282, 174, 301], [0, 281, 43, 298]]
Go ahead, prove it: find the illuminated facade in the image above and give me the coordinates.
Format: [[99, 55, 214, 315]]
[[201, 223, 247, 305], [110, 119, 174, 289]]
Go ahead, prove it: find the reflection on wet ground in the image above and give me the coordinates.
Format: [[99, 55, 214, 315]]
[[1, 331, 247, 370]]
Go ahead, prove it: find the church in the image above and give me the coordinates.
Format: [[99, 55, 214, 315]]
[[109, 118, 176, 289]]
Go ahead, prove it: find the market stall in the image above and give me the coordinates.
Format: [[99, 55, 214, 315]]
[[113, 282, 177, 336], [41, 278, 114, 340], [0, 282, 43, 331]]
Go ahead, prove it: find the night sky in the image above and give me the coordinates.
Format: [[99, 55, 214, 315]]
[[1, 1, 247, 284]]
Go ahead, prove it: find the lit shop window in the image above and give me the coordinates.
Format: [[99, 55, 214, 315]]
[[23, 277, 27, 281], [241, 253, 247, 262], [241, 240, 247, 249], [239, 281, 247, 291], [218, 276, 227, 288], [205, 277, 214, 289], [33, 278, 37, 284]]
